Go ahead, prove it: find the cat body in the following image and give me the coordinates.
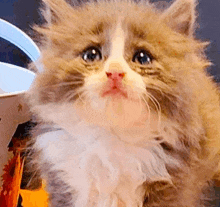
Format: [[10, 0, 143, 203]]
[[27, 0, 220, 206]]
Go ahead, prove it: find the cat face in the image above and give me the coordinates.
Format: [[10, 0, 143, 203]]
[[29, 0, 209, 129]]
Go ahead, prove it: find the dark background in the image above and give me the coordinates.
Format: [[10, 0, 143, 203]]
[[0, 0, 220, 206]]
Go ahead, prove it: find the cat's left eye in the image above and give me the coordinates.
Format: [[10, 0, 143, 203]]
[[82, 47, 102, 62], [132, 50, 152, 65]]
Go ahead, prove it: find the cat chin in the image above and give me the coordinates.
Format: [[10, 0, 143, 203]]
[[31, 95, 160, 136], [75, 95, 154, 130]]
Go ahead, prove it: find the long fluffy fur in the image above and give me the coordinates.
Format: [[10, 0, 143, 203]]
[[26, 0, 220, 206]]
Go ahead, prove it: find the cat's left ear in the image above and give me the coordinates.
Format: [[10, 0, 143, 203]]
[[162, 0, 197, 36]]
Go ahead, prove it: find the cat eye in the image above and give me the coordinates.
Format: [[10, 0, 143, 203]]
[[132, 50, 152, 65], [82, 47, 102, 62]]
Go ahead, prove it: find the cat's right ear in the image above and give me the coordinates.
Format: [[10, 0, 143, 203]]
[[161, 0, 197, 36], [41, 0, 74, 24]]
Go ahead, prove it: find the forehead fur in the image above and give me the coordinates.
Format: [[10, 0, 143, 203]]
[[38, 0, 205, 54], [39, 1, 161, 48], [35, 0, 209, 77]]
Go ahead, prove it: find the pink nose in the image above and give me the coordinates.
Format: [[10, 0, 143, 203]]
[[106, 72, 125, 79]]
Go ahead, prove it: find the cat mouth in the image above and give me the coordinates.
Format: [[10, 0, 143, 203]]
[[102, 87, 128, 98]]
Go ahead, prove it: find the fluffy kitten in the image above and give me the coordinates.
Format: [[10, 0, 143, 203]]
[[26, 0, 220, 206]]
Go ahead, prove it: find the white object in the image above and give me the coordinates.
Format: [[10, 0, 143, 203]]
[[0, 18, 40, 63], [0, 18, 40, 186]]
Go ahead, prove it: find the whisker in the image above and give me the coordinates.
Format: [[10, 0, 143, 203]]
[[147, 92, 162, 130], [147, 92, 161, 115], [146, 85, 164, 96], [144, 91, 161, 131], [140, 94, 151, 126], [76, 90, 89, 105], [62, 90, 79, 102], [146, 85, 182, 102], [50, 81, 84, 88]]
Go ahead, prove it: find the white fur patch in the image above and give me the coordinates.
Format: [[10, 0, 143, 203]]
[[35, 121, 177, 207]]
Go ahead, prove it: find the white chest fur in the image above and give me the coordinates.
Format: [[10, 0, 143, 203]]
[[35, 121, 176, 207]]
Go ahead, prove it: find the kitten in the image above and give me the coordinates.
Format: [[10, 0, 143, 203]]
[[26, 0, 220, 206]]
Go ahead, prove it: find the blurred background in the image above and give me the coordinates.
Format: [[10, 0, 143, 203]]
[[0, 0, 219, 206]]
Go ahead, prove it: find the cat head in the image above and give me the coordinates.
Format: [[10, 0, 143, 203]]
[[28, 0, 210, 129]]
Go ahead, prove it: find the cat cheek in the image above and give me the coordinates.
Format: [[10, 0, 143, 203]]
[[84, 71, 108, 87], [125, 70, 147, 93]]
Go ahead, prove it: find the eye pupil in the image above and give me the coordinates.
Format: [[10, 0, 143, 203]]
[[82, 47, 102, 62], [133, 50, 152, 65]]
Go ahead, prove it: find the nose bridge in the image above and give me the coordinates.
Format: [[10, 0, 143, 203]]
[[104, 22, 128, 74], [108, 61, 123, 73], [105, 56, 131, 77]]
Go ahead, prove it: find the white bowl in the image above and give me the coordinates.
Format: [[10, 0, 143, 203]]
[[0, 62, 35, 185]]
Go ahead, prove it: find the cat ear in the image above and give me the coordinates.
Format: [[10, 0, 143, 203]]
[[42, 0, 73, 24], [162, 0, 197, 36]]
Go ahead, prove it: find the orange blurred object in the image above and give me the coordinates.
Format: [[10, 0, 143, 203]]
[[20, 182, 48, 207], [0, 152, 24, 207], [0, 152, 48, 207]]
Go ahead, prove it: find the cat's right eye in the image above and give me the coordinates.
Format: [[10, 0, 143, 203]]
[[132, 50, 152, 65], [82, 47, 102, 62]]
